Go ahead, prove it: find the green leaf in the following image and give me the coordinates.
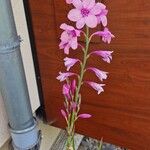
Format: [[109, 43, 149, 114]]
[[98, 138, 103, 150]]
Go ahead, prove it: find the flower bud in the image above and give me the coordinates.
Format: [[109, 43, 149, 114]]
[[62, 83, 71, 100], [61, 109, 67, 118], [78, 114, 92, 119], [71, 79, 76, 95]]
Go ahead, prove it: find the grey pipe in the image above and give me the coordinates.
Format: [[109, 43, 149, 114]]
[[0, 0, 40, 149]]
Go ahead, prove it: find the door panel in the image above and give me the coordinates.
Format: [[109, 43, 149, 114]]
[[27, 0, 150, 149]]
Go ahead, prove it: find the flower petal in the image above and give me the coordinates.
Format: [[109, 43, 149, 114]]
[[64, 57, 79, 71], [70, 38, 78, 50], [91, 3, 105, 15], [61, 23, 75, 31], [60, 31, 70, 42], [76, 18, 85, 29], [85, 15, 97, 28], [98, 2, 106, 9], [64, 44, 70, 54], [72, 0, 82, 9], [83, 0, 95, 9], [60, 23, 68, 30], [68, 9, 82, 22], [59, 41, 65, 49], [100, 15, 107, 27]]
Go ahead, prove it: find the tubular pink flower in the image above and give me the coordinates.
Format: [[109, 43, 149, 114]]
[[59, 23, 81, 54], [92, 27, 115, 44], [64, 57, 80, 71], [56, 72, 77, 82], [61, 109, 67, 118], [78, 113, 92, 119], [86, 81, 105, 94], [68, 0, 106, 29], [96, 7, 108, 27], [91, 50, 113, 63], [87, 67, 108, 81], [71, 79, 76, 95], [63, 83, 71, 100]]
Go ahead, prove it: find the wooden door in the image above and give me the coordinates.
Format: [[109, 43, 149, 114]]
[[26, 0, 150, 149]]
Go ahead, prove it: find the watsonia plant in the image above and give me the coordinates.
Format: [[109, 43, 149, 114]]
[[56, 0, 114, 149]]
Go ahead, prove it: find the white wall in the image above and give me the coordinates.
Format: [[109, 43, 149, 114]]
[[0, 0, 40, 147]]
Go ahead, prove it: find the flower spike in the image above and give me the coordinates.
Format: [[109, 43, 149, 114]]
[[57, 1, 114, 147]]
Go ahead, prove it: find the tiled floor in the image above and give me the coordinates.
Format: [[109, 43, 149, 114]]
[[39, 121, 60, 150]]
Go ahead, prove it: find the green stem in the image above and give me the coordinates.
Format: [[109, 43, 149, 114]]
[[66, 26, 90, 150], [75, 26, 90, 102], [66, 134, 75, 150]]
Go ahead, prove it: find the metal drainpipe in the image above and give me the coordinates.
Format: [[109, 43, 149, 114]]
[[0, 0, 41, 149]]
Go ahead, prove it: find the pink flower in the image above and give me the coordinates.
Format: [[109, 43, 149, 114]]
[[59, 23, 80, 54], [78, 113, 92, 119], [63, 83, 71, 99], [66, 0, 73, 4], [96, 6, 108, 27], [71, 79, 76, 95], [86, 81, 105, 94], [61, 109, 67, 118], [56, 72, 77, 82], [91, 50, 113, 63], [68, 0, 105, 29], [92, 27, 115, 44], [64, 57, 80, 71], [87, 67, 108, 81]]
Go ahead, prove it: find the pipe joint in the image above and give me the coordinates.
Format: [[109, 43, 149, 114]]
[[10, 118, 41, 150]]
